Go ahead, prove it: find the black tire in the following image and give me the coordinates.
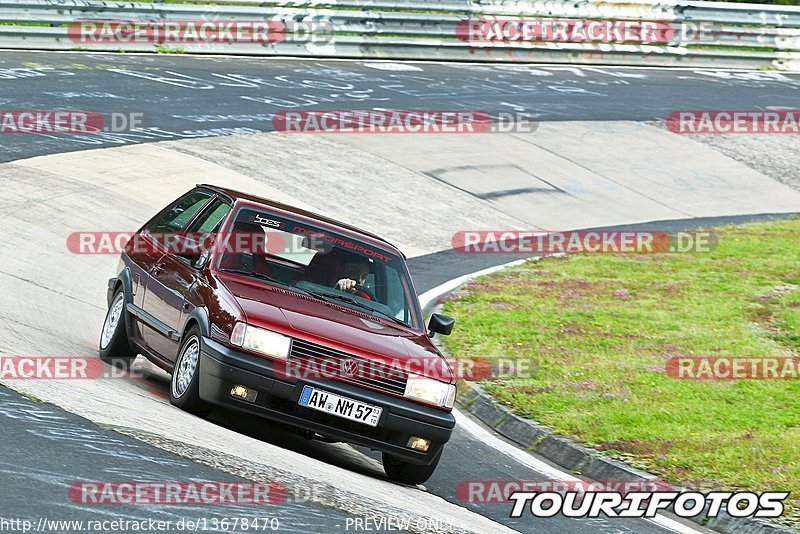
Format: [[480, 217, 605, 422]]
[[382, 447, 443, 485], [98, 288, 137, 369], [169, 326, 211, 417]]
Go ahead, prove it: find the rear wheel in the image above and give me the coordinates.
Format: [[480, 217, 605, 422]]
[[98, 289, 136, 369], [169, 326, 211, 417], [382, 447, 443, 485]]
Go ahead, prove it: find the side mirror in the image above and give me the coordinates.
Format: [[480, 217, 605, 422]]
[[192, 251, 210, 270], [428, 313, 455, 337], [169, 235, 205, 269]]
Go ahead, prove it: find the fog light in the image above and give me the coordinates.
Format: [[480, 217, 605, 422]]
[[230, 385, 257, 403], [407, 436, 431, 452]]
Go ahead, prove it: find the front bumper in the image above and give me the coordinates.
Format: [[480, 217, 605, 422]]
[[198, 337, 456, 465]]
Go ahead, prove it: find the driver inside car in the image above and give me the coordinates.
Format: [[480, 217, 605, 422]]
[[335, 261, 375, 300]]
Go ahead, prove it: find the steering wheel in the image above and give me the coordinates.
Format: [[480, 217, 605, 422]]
[[354, 284, 376, 301]]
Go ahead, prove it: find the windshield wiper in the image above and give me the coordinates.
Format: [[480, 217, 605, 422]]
[[222, 270, 330, 301], [220, 269, 285, 285], [305, 290, 411, 327]]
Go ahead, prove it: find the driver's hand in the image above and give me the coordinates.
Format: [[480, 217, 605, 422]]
[[335, 278, 357, 292]]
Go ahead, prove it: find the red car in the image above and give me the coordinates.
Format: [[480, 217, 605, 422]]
[[98, 185, 456, 484]]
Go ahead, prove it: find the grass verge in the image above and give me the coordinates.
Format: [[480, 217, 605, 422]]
[[441, 218, 800, 525]]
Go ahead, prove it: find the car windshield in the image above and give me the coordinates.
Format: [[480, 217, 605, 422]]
[[216, 206, 422, 330]]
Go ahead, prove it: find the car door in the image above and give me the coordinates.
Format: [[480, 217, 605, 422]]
[[124, 232, 165, 343], [143, 196, 232, 362], [136, 190, 213, 359]]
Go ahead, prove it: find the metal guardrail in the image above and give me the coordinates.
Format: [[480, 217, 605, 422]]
[[0, 0, 799, 69]]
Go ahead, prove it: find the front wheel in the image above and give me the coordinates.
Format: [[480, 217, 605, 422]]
[[382, 447, 443, 485], [169, 326, 211, 417], [98, 289, 136, 369]]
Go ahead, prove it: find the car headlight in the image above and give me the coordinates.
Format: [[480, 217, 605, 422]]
[[404, 374, 456, 408], [230, 322, 291, 361]]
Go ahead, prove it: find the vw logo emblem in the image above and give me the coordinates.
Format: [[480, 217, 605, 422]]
[[341, 359, 359, 377]]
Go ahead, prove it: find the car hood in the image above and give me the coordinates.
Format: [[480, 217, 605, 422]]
[[218, 275, 452, 381]]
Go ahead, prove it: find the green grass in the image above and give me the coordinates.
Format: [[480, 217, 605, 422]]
[[154, 44, 185, 54], [442, 218, 800, 524]]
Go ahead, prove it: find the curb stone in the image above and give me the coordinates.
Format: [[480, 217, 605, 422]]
[[456, 380, 655, 481]]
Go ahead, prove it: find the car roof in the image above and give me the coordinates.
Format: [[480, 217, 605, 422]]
[[197, 184, 405, 258]]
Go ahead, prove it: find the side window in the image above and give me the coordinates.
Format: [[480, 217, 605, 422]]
[[147, 191, 211, 238], [166, 198, 233, 264], [187, 198, 232, 234], [384, 267, 407, 321]]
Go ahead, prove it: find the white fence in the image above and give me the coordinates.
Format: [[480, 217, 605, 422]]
[[0, 0, 798, 68]]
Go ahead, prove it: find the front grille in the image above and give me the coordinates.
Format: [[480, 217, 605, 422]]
[[289, 338, 408, 397]]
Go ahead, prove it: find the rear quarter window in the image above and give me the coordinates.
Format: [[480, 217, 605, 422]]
[[148, 191, 212, 236]]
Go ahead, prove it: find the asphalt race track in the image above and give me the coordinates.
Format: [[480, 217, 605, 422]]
[[1, 51, 800, 162], [0, 386, 355, 532], [1, 50, 799, 534]]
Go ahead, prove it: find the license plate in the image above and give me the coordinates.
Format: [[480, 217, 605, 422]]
[[298, 385, 382, 427]]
